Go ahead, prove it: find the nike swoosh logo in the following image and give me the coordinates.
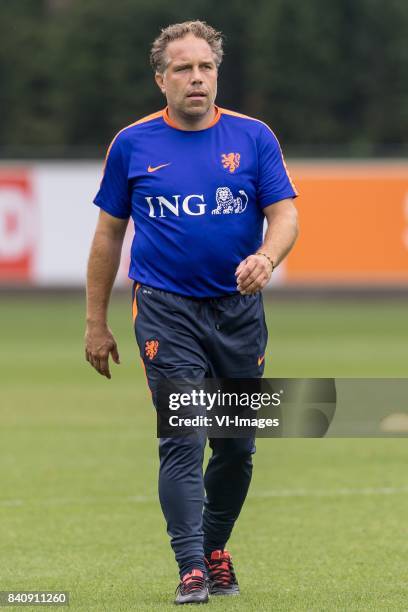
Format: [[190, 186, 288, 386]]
[[258, 355, 265, 367], [147, 163, 171, 173]]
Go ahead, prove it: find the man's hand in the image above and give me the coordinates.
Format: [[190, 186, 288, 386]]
[[235, 199, 299, 295], [85, 322, 120, 379], [235, 253, 273, 295], [85, 210, 128, 380]]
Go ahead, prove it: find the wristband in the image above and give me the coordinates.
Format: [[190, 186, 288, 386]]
[[256, 251, 275, 270]]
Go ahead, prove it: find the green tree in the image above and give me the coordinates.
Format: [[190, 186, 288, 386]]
[[0, 0, 407, 155]]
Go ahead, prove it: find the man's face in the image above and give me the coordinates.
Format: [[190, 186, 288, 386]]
[[155, 34, 218, 119]]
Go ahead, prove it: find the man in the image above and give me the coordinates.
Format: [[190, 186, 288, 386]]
[[85, 20, 298, 605]]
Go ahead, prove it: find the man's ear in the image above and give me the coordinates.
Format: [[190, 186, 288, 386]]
[[155, 72, 166, 94]]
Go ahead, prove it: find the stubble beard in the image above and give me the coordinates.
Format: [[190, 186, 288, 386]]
[[181, 96, 214, 119]]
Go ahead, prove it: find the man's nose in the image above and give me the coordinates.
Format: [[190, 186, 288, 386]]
[[191, 66, 203, 83]]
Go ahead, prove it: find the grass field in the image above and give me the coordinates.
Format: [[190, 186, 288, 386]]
[[1, 294, 408, 611]]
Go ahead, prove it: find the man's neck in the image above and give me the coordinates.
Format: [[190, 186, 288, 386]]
[[166, 105, 217, 131]]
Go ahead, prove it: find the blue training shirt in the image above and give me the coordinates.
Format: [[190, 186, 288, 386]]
[[93, 106, 298, 298]]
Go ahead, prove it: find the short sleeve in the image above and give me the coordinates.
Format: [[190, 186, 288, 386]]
[[93, 134, 131, 219], [257, 123, 298, 208]]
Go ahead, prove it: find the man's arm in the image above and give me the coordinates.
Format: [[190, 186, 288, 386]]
[[85, 209, 129, 378], [236, 198, 299, 294]]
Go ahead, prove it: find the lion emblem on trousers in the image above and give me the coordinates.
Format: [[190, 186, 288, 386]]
[[211, 187, 248, 215]]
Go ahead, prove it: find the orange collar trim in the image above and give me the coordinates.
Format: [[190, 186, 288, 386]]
[[162, 105, 221, 130]]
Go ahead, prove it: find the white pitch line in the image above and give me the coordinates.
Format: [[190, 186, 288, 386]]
[[252, 486, 408, 498], [1, 486, 408, 508]]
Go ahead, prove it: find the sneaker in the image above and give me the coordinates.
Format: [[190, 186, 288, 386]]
[[174, 569, 209, 605], [205, 550, 240, 596]]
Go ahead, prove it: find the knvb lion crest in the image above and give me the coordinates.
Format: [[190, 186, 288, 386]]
[[221, 152, 240, 173], [211, 187, 248, 215], [145, 339, 159, 360]]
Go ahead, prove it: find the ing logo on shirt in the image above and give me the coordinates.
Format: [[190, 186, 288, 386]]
[[145, 339, 159, 360], [145, 187, 248, 217], [221, 152, 240, 173], [211, 187, 248, 215]]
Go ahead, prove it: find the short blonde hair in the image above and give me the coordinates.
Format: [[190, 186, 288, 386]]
[[150, 20, 224, 74]]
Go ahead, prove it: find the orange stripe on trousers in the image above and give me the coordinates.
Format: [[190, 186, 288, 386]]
[[132, 283, 141, 322]]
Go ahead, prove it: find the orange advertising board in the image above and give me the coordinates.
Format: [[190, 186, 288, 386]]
[[286, 162, 408, 283]]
